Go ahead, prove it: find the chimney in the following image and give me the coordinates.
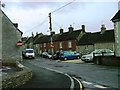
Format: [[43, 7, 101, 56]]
[[51, 31, 55, 36], [13, 23, 18, 28], [81, 25, 85, 32], [68, 25, 74, 33], [36, 32, 38, 35], [32, 32, 34, 37], [60, 27, 64, 34], [100, 24, 106, 34]]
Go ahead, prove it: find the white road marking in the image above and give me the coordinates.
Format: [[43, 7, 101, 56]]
[[73, 77, 83, 90], [65, 74, 74, 90], [94, 85, 107, 88], [82, 81, 92, 85]]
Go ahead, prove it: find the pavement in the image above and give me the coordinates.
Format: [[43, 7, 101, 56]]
[[62, 59, 84, 63]]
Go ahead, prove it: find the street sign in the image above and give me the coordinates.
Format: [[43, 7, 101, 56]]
[[16, 41, 23, 46]]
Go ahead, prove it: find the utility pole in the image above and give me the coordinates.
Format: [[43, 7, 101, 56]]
[[49, 13, 54, 56]]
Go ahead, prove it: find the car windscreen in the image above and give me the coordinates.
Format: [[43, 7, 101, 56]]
[[26, 50, 34, 53]]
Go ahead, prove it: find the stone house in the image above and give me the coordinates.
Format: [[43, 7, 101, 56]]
[[111, 9, 120, 57], [24, 33, 43, 54], [0, 10, 23, 61], [76, 24, 115, 54]]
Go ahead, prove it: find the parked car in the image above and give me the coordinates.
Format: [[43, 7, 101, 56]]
[[22, 49, 35, 59], [59, 50, 80, 60], [81, 49, 114, 62], [53, 51, 60, 60], [41, 52, 52, 59]]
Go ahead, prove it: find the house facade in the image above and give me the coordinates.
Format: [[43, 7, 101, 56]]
[[111, 10, 120, 57], [34, 25, 85, 54], [0, 10, 23, 61], [76, 24, 115, 54]]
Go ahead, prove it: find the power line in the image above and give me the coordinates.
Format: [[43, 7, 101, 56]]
[[51, 0, 76, 13], [24, 16, 48, 33]]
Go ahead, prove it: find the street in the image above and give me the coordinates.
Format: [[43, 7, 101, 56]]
[[17, 58, 82, 89], [2, 56, 119, 90]]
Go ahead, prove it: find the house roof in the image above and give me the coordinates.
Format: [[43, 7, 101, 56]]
[[77, 29, 115, 45], [34, 28, 83, 44], [21, 37, 28, 42], [77, 33, 95, 45], [25, 37, 33, 44], [56, 29, 82, 41], [34, 35, 51, 44], [96, 29, 115, 43], [111, 10, 120, 22], [33, 33, 43, 44]]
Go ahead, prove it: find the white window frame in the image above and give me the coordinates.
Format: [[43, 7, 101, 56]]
[[44, 43, 46, 47], [68, 41, 72, 48], [59, 42, 62, 49]]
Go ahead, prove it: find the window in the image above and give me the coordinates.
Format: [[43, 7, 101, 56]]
[[68, 41, 72, 48], [59, 42, 62, 49], [44, 43, 46, 47]]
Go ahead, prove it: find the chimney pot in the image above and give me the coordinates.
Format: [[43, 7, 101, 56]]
[[81, 25, 85, 32], [60, 28, 64, 34], [101, 24, 106, 34], [68, 25, 74, 32]]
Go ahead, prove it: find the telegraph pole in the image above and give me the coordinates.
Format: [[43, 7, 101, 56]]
[[49, 13, 54, 56]]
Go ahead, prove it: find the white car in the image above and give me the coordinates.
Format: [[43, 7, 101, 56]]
[[41, 52, 52, 59], [81, 49, 114, 62], [23, 49, 35, 59]]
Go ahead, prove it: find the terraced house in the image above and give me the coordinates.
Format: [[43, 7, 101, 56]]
[[33, 25, 86, 54], [76, 24, 115, 54]]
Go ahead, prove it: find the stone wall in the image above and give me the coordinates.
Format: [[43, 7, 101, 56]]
[[93, 56, 120, 66], [0, 10, 3, 59], [114, 21, 120, 57], [76, 45, 94, 54], [95, 42, 115, 51], [2, 62, 32, 89], [1, 10, 22, 61]]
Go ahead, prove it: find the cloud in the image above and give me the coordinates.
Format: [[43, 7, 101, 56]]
[[3, 0, 120, 2], [2, 0, 118, 37], [3, 3, 52, 36]]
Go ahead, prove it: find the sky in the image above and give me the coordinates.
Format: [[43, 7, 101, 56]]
[[1, 0, 120, 37]]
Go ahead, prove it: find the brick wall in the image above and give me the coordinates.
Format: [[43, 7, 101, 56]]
[[39, 40, 77, 54]]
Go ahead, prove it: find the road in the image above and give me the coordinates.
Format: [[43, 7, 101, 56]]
[[24, 57, 120, 90], [17, 59, 82, 89]]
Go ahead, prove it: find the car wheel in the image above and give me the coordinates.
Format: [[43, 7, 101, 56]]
[[64, 57, 67, 61], [77, 56, 80, 59]]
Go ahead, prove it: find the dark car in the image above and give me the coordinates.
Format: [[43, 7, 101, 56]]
[[53, 51, 60, 60], [59, 50, 80, 60]]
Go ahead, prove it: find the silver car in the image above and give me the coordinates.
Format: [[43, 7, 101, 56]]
[[81, 49, 114, 62]]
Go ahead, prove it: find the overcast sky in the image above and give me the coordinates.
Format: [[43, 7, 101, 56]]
[[2, 0, 119, 37]]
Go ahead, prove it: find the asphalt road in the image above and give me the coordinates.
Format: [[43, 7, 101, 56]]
[[27, 57, 119, 90], [19, 60, 71, 89], [15, 59, 82, 90]]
